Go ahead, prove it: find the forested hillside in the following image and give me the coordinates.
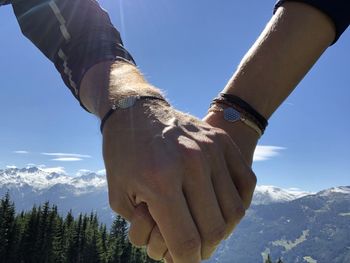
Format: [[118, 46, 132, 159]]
[[0, 192, 160, 263]]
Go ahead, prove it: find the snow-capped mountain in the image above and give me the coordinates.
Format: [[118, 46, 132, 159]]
[[0, 167, 113, 225], [252, 185, 312, 205], [0, 166, 310, 206], [0, 166, 106, 192], [318, 186, 350, 196]]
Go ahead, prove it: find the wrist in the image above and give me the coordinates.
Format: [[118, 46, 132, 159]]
[[212, 94, 268, 136], [102, 99, 171, 136], [204, 110, 259, 166], [80, 61, 165, 120]]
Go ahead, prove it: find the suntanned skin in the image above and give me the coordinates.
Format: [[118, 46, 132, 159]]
[[205, 2, 335, 165], [80, 62, 256, 263], [80, 2, 336, 262]]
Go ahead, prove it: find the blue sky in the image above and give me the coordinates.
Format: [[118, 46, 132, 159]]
[[0, 0, 349, 192]]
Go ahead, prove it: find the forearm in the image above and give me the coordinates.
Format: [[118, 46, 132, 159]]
[[205, 2, 337, 165], [223, 2, 336, 119]]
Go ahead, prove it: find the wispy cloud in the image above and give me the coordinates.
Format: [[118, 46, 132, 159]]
[[253, 145, 286, 162], [13, 150, 29, 154], [96, 169, 106, 176], [6, 165, 17, 169], [40, 166, 67, 174], [42, 152, 91, 162], [42, 153, 91, 158], [51, 157, 83, 162]]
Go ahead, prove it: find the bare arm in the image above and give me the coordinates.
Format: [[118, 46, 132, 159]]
[[205, 2, 336, 164]]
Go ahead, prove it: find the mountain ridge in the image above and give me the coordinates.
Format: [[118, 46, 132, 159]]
[[1, 166, 349, 262], [0, 166, 314, 204]]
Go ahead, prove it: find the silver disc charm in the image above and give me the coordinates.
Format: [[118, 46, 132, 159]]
[[223, 107, 241, 123], [115, 96, 140, 109]]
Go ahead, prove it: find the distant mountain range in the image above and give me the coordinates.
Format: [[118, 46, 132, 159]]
[[1, 167, 349, 263], [0, 166, 114, 225], [208, 186, 350, 263]]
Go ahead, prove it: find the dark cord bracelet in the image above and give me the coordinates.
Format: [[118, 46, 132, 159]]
[[100, 95, 168, 133], [213, 93, 268, 133]]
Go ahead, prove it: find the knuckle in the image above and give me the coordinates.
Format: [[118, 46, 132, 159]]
[[245, 171, 257, 196], [236, 166, 257, 191], [203, 224, 227, 247], [128, 231, 145, 247], [235, 205, 246, 219], [249, 171, 258, 188], [172, 236, 201, 257], [202, 250, 216, 260], [239, 171, 257, 208], [212, 127, 227, 136], [132, 204, 152, 222], [152, 226, 163, 241], [226, 204, 246, 227], [108, 197, 123, 214], [178, 139, 202, 157], [245, 170, 257, 189]]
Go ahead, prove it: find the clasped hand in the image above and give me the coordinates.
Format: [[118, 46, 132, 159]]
[[102, 99, 256, 263]]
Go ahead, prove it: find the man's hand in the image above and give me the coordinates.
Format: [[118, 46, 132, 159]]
[[102, 100, 256, 262]]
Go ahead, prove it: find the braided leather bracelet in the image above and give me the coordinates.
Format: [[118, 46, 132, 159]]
[[212, 93, 268, 134]]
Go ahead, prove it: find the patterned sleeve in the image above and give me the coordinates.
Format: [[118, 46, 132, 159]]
[[10, 0, 135, 111]]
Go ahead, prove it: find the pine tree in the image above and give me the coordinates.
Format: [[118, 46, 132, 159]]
[[64, 210, 75, 258], [109, 215, 128, 262], [39, 203, 57, 262], [0, 192, 18, 262], [265, 254, 273, 263], [68, 213, 83, 262], [131, 246, 145, 263], [98, 224, 108, 262], [265, 254, 284, 263], [52, 217, 66, 263], [20, 205, 41, 262], [0, 195, 164, 263], [82, 213, 100, 263]]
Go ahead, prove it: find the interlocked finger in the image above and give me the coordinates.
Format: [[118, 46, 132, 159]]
[[222, 135, 257, 209], [147, 225, 168, 261], [164, 250, 174, 263], [182, 149, 227, 260], [128, 203, 156, 247], [211, 153, 246, 239]]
